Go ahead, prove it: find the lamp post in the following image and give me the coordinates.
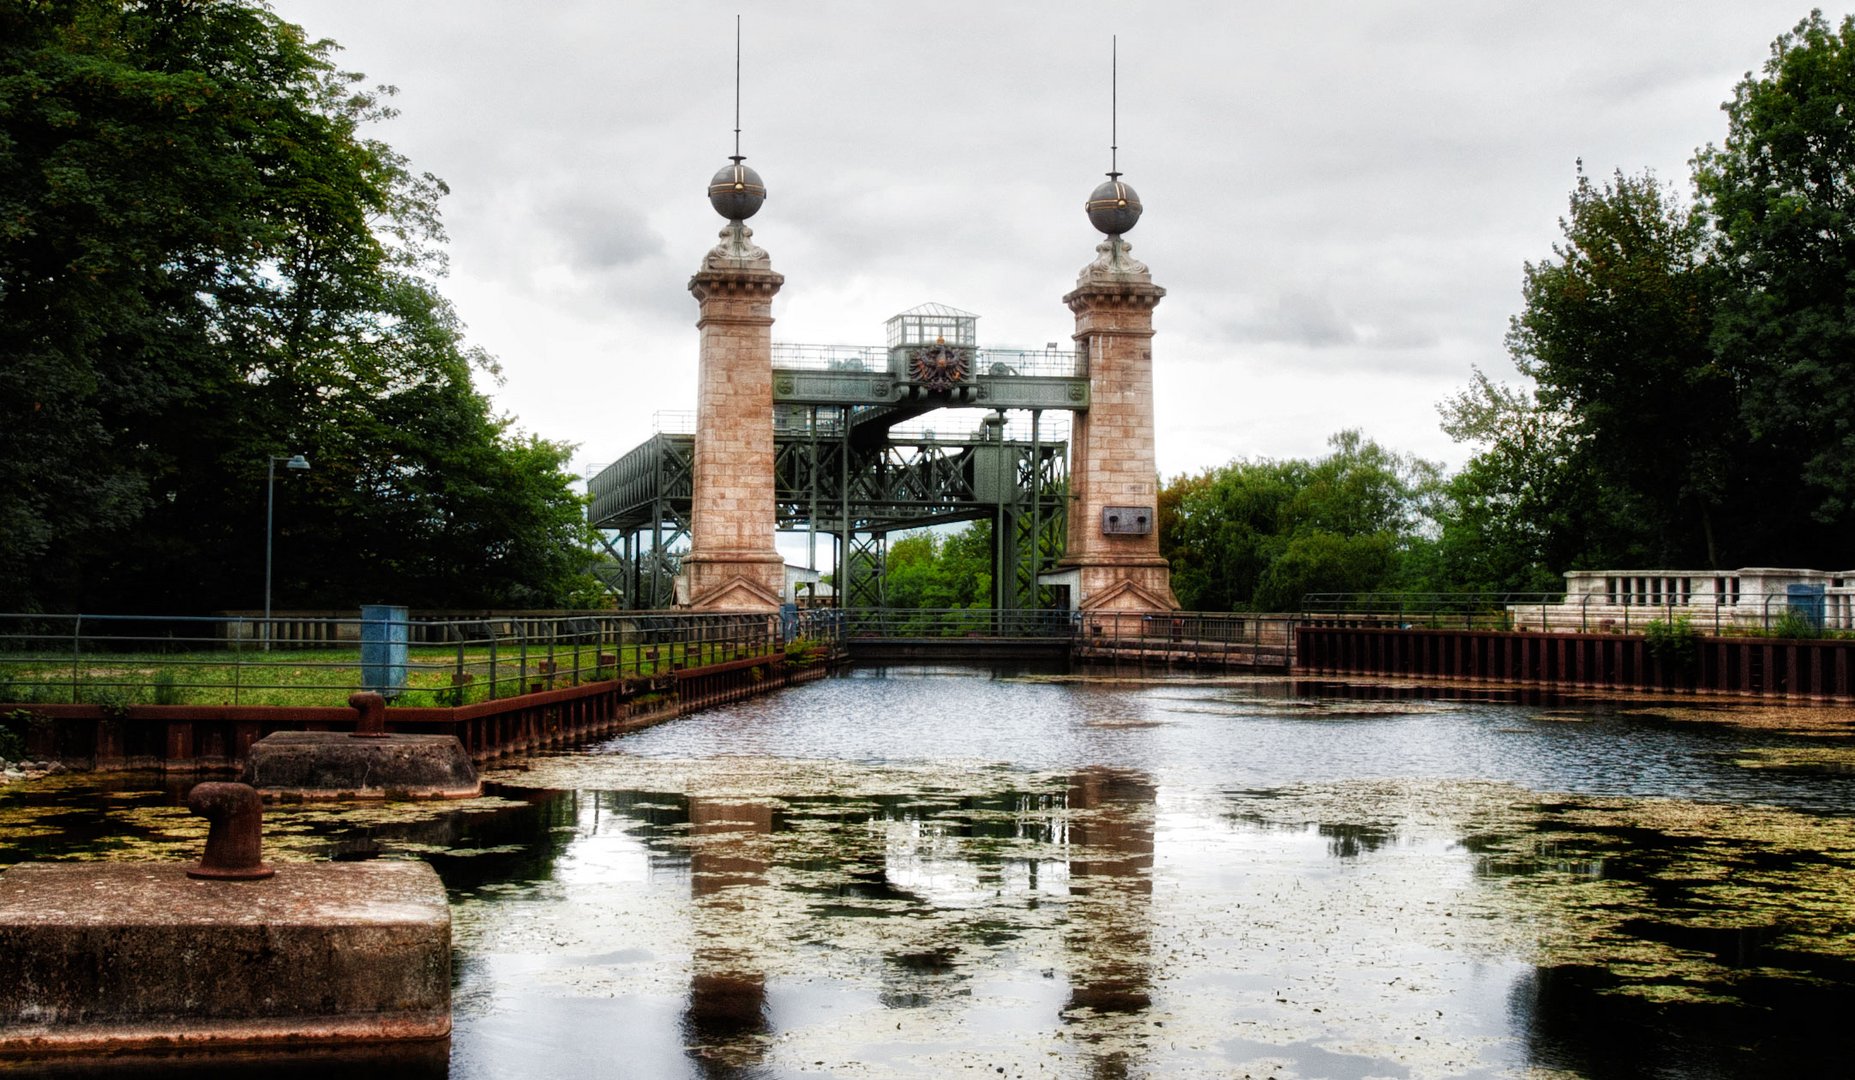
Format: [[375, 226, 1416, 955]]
[[264, 453, 311, 652]]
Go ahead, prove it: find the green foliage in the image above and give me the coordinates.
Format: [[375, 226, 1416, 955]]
[[783, 637, 824, 667], [878, 522, 994, 609], [1697, 11, 1855, 549], [0, 1, 596, 613], [0, 714, 24, 762], [1643, 616, 1702, 674], [149, 668, 185, 707], [1769, 608, 1825, 641], [1431, 376, 1575, 594], [1505, 166, 1731, 566], [82, 686, 133, 716], [1445, 14, 1855, 583], [1161, 431, 1443, 611]]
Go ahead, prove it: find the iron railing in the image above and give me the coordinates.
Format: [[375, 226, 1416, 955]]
[[1301, 591, 1852, 636], [842, 607, 1076, 640], [0, 611, 845, 709], [770, 343, 1088, 379]]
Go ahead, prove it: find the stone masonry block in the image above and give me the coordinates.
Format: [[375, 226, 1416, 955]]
[[0, 861, 451, 1051]]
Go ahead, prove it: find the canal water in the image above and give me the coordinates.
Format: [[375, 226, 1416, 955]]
[[5, 666, 1855, 1078]]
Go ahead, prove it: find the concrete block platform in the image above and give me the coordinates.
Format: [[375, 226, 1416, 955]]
[[241, 732, 480, 799], [0, 861, 450, 1052]]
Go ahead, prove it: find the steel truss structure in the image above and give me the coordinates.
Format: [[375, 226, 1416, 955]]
[[590, 308, 1088, 611], [590, 408, 1069, 610]]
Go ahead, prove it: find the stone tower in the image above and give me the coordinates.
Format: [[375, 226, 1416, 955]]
[[680, 157, 786, 611], [1058, 172, 1179, 611]]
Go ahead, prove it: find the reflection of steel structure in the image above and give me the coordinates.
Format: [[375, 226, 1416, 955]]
[[591, 305, 1083, 610], [591, 412, 1068, 610]]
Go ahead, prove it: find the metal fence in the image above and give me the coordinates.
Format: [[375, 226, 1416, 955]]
[[1302, 591, 1851, 636], [1074, 610, 1298, 668], [1302, 592, 1563, 627], [838, 608, 1298, 668], [0, 611, 846, 709], [769, 343, 1088, 379], [841, 607, 1077, 640]]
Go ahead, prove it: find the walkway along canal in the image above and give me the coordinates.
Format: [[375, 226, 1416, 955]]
[[7, 609, 1854, 777], [0, 611, 847, 771]]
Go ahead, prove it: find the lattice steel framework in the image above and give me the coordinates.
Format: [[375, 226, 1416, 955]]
[[589, 312, 1088, 611], [591, 412, 1069, 610]]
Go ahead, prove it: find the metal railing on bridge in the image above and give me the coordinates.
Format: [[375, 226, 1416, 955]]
[[770, 343, 1088, 379], [842, 608, 1076, 640], [840, 608, 1299, 669]]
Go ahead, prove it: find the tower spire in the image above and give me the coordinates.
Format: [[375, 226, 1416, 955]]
[[1109, 35, 1118, 179], [1084, 36, 1142, 241], [733, 13, 742, 163], [708, 14, 765, 225]]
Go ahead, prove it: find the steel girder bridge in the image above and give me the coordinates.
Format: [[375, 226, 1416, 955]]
[[589, 304, 1086, 611]]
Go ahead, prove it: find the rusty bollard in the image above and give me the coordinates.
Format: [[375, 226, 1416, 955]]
[[186, 782, 275, 881], [349, 690, 388, 738]]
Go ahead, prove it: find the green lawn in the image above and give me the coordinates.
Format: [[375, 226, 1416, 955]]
[[0, 638, 780, 709]]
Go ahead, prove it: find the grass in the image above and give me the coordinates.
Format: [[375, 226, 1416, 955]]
[[0, 638, 781, 709]]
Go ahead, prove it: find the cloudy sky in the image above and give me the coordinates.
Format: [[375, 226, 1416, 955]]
[[270, 0, 1818, 483]]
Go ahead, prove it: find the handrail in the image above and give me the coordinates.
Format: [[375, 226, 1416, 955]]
[[0, 610, 845, 709]]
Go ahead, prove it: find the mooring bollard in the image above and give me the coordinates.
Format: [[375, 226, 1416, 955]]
[[349, 690, 388, 738], [185, 781, 274, 881]]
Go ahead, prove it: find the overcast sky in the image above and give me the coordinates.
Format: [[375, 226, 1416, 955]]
[[270, 0, 1820, 483]]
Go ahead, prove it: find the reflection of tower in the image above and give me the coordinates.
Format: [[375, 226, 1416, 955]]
[[681, 29, 786, 611], [1063, 767, 1155, 1019], [682, 798, 774, 1076], [1058, 48, 1178, 613]]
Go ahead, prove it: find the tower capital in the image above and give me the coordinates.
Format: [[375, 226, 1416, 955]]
[[1064, 276, 1166, 320]]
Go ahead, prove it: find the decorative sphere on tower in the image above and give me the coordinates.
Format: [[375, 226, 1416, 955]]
[[1085, 174, 1142, 236], [708, 156, 766, 221]]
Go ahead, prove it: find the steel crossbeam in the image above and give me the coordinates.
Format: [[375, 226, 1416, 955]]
[[591, 416, 1067, 611]]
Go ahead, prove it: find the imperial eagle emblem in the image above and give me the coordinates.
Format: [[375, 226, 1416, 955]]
[[908, 342, 970, 391]]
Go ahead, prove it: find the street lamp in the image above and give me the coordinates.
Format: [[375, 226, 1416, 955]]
[[264, 453, 311, 651]]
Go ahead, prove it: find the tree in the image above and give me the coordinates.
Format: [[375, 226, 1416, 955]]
[[1160, 431, 1442, 611], [0, 0, 596, 612], [1435, 370, 1590, 594], [879, 522, 992, 610], [1697, 10, 1855, 561], [1441, 12, 1855, 584], [1501, 165, 1733, 568]]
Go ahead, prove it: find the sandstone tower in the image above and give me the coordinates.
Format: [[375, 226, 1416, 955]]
[[679, 153, 786, 611], [1057, 167, 1179, 611]]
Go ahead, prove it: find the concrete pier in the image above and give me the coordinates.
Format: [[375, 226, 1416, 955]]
[[240, 731, 480, 799], [0, 861, 451, 1051]]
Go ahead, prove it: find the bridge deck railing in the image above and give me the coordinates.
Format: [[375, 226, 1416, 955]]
[[842, 608, 1076, 640]]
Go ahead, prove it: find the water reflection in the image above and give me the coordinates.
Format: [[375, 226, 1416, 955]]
[[1317, 821, 1393, 859], [1063, 768, 1154, 1019], [683, 798, 774, 1077], [1510, 962, 1855, 1080], [5, 671, 1855, 1076]]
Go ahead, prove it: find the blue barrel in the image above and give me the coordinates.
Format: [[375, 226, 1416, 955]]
[[1786, 584, 1826, 631], [360, 604, 409, 698]]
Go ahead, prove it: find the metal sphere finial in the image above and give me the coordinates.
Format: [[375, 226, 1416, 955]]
[[708, 16, 766, 222], [1086, 175, 1142, 236], [1085, 36, 1141, 237], [709, 157, 766, 221]]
